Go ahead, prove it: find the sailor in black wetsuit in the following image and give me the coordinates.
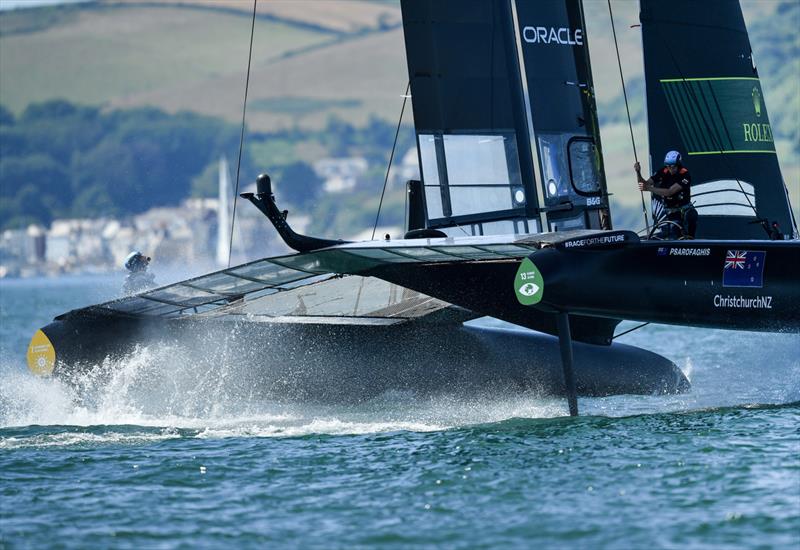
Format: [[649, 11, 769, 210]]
[[123, 251, 156, 295], [635, 150, 698, 239]]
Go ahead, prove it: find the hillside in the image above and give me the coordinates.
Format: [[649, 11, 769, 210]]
[[0, 0, 797, 216], [0, 0, 406, 129], [105, 0, 401, 33]]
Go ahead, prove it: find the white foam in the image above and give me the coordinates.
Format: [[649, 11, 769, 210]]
[[0, 428, 182, 450], [3, 323, 796, 447], [195, 418, 446, 439]]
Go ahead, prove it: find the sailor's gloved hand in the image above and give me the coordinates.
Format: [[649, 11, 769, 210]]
[[634, 161, 641, 174]]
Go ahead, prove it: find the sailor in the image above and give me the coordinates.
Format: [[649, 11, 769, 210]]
[[123, 251, 156, 295], [635, 151, 698, 239]]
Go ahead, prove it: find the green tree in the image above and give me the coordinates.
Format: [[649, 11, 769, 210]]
[[0, 154, 68, 204], [274, 161, 323, 209], [0, 105, 14, 126]]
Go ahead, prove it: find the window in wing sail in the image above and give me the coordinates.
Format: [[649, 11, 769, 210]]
[[568, 137, 602, 195], [419, 134, 444, 219], [539, 134, 604, 205], [479, 220, 516, 235], [418, 131, 524, 223], [443, 134, 523, 216]]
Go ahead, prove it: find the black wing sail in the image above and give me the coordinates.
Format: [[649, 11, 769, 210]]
[[640, 0, 796, 239], [401, 0, 611, 236], [512, 0, 611, 233]]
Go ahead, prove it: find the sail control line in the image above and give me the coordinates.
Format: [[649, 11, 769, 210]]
[[607, 0, 649, 235], [371, 81, 411, 241], [228, 0, 258, 267]]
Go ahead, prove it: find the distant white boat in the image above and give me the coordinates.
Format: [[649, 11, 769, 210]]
[[215, 155, 243, 267]]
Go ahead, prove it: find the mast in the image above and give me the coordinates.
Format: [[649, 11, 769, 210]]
[[639, 0, 796, 239]]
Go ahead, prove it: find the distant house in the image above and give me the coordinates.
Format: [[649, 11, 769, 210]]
[[0, 225, 45, 273], [46, 219, 109, 268], [396, 147, 420, 183], [313, 157, 368, 193]]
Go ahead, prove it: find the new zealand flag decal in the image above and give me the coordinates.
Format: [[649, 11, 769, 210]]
[[723, 250, 766, 288]]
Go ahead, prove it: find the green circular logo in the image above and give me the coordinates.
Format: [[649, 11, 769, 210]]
[[514, 258, 544, 305]]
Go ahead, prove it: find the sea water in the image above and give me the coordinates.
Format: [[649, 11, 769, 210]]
[[1, 276, 798, 548]]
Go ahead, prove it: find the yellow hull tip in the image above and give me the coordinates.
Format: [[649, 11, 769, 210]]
[[27, 329, 56, 377]]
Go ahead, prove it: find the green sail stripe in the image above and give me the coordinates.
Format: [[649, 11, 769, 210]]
[[690, 80, 732, 152], [659, 77, 761, 82], [683, 81, 722, 153], [688, 150, 777, 155], [700, 80, 736, 150], [662, 83, 702, 153], [671, 82, 713, 152]]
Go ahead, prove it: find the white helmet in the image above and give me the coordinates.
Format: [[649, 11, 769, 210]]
[[124, 251, 149, 271]]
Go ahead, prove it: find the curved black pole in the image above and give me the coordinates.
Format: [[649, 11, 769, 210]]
[[241, 174, 350, 253]]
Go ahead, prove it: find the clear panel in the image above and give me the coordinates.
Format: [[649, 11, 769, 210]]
[[104, 298, 150, 313], [480, 220, 516, 236], [141, 303, 185, 316], [568, 139, 601, 194], [270, 254, 330, 275], [551, 213, 587, 232], [443, 135, 511, 186], [427, 246, 500, 260], [424, 186, 444, 219], [538, 134, 570, 204], [228, 259, 313, 285], [110, 299, 179, 316], [189, 272, 267, 295], [419, 134, 444, 219], [391, 247, 463, 262], [148, 294, 225, 309], [147, 284, 225, 304], [449, 186, 511, 216], [477, 244, 534, 257], [280, 274, 332, 291], [238, 276, 434, 319], [343, 249, 412, 263], [438, 226, 475, 238]]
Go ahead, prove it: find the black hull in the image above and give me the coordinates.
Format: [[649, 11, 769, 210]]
[[528, 240, 799, 331], [361, 239, 798, 336], [34, 315, 688, 400]]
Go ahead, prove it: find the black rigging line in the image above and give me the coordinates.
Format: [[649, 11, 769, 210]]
[[607, 0, 650, 234], [371, 81, 411, 241], [612, 321, 650, 340], [228, 0, 258, 268]]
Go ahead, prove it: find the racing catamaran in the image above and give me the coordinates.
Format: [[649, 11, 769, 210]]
[[27, 0, 798, 415]]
